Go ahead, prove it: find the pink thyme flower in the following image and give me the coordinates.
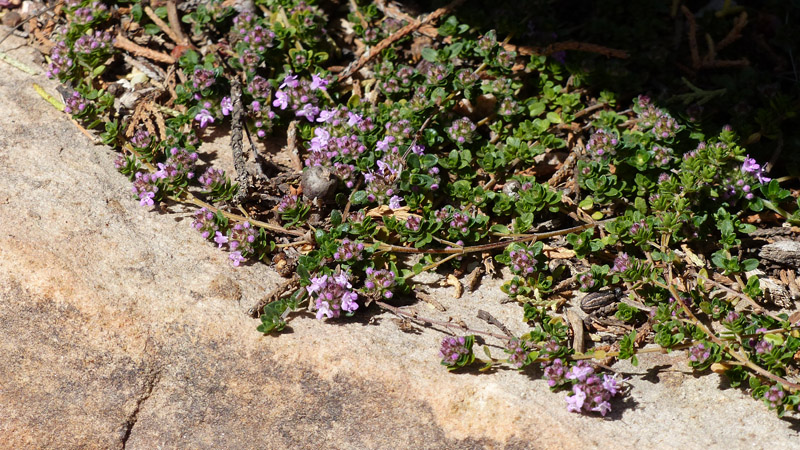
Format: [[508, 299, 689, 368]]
[[310, 74, 329, 91], [195, 109, 214, 128]]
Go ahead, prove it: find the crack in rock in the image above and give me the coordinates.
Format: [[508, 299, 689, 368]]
[[120, 368, 161, 449]]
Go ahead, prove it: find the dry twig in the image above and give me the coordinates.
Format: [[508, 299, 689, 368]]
[[286, 120, 302, 172], [337, 0, 466, 82], [114, 33, 176, 64], [144, 5, 185, 46], [166, 1, 189, 45], [230, 79, 249, 204]]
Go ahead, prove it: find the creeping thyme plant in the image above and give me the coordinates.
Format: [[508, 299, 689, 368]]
[[11, 0, 800, 417]]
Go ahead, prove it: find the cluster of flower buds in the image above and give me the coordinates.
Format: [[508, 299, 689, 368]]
[[307, 270, 359, 320]]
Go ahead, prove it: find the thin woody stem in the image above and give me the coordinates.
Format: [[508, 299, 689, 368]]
[[405, 253, 461, 280], [175, 192, 306, 237], [655, 278, 800, 392], [374, 220, 607, 255], [376, 300, 512, 341]]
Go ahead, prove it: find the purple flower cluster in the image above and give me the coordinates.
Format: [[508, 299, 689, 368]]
[[688, 343, 711, 363], [192, 68, 216, 91], [198, 167, 226, 191], [113, 154, 126, 170], [276, 193, 300, 213], [250, 101, 276, 138], [405, 215, 422, 232], [449, 210, 470, 234], [230, 221, 257, 252], [192, 207, 218, 239], [629, 219, 647, 235], [231, 12, 258, 41], [364, 150, 404, 204], [155, 147, 198, 181], [46, 40, 73, 79], [131, 171, 165, 207], [307, 270, 359, 320], [498, 97, 520, 117], [332, 162, 358, 188], [239, 23, 275, 53], [379, 64, 415, 95], [305, 128, 367, 167], [310, 110, 372, 157], [380, 17, 405, 35], [504, 277, 522, 296], [497, 48, 517, 67], [362, 26, 378, 43], [724, 178, 755, 200], [362, 267, 396, 299], [578, 272, 596, 290], [272, 73, 328, 122], [586, 129, 618, 159], [439, 336, 472, 366], [73, 30, 113, 55], [543, 358, 568, 387], [754, 340, 773, 355], [565, 361, 622, 416], [72, 2, 107, 24], [741, 155, 771, 185], [428, 166, 441, 191], [287, 1, 329, 39], [610, 252, 630, 273], [723, 311, 740, 324], [384, 118, 415, 144], [63, 90, 88, 115], [130, 129, 152, 148], [505, 338, 531, 369], [649, 144, 674, 167], [482, 77, 513, 96], [477, 30, 497, 54], [420, 61, 450, 85], [509, 247, 538, 275], [763, 385, 785, 409], [635, 95, 680, 139], [214, 221, 257, 266], [333, 238, 364, 262], [348, 210, 367, 225], [454, 69, 479, 89], [447, 117, 477, 145], [433, 207, 472, 236], [409, 86, 430, 111], [722, 154, 770, 200], [230, 13, 277, 72], [247, 75, 271, 99]]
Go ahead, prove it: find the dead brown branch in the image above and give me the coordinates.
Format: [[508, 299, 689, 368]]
[[682, 6, 749, 70], [166, 1, 189, 45], [715, 11, 747, 52], [682, 5, 701, 68], [114, 33, 176, 65], [144, 5, 185, 46], [542, 41, 629, 59], [337, 0, 466, 82]]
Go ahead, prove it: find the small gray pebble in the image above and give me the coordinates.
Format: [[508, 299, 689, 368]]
[[301, 165, 338, 203], [502, 180, 521, 199]]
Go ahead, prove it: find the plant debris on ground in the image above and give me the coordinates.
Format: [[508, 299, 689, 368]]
[[2, 0, 800, 418]]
